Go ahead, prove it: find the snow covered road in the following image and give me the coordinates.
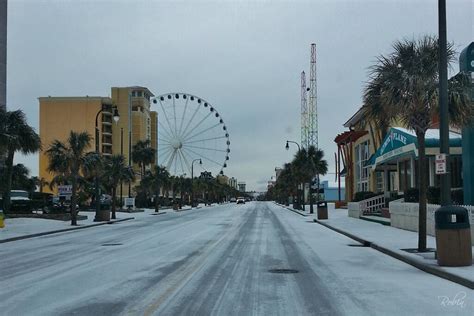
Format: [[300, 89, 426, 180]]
[[1, 202, 472, 315]]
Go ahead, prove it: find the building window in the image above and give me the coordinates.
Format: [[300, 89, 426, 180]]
[[375, 172, 384, 193], [355, 140, 370, 192]]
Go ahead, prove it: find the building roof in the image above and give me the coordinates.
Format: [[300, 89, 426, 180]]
[[113, 86, 155, 97], [334, 130, 368, 145], [343, 106, 366, 128], [38, 96, 113, 103]]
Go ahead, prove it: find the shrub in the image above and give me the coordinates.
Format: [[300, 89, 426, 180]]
[[427, 187, 440, 204], [404, 188, 419, 203], [353, 191, 377, 202]]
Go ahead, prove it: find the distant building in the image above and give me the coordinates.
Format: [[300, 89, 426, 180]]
[[267, 180, 275, 190], [238, 182, 246, 193], [275, 167, 282, 180], [320, 180, 345, 202], [39, 86, 158, 194], [228, 177, 237, 189], [216, 174, 229, 185]]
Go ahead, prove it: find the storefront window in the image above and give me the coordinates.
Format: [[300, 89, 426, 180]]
[[355, 140, 370, 192]]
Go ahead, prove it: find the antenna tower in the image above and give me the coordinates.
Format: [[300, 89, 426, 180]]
[[300, 71, 308, 149], [307, 43, 318, 149]]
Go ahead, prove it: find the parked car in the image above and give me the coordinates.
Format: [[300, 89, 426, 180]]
[[10, 190, 32, 213], [236, 197, 245, 204], [230, 197, 237, 203]]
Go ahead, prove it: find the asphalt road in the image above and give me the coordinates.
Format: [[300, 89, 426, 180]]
[[1, 202, 472, 315]]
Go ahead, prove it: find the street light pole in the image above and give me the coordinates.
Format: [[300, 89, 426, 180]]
[[94, 105, 119, 221], [438, 0, 451, 206], [120, 127, 123, 209], [191, 158, 202, 207], [285, 140, 305, 211]]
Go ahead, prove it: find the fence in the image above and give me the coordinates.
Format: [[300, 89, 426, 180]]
[[389, 201, 474, 246]]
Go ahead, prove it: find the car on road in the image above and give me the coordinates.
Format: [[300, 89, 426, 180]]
[[230, 197, 237, 203], [236, 197, 245, 204]]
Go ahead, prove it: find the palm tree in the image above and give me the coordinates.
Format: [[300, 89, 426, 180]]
[[11, 164, 33, 191], [141, 165, 170, 212], [132, 140, 156, 178], [364, 36, 473, 251], [33, 176, 49, 194], [291, 149, 311, 211], [45, 131, 99, 226], [306, 146, 328, 213], [0, 109, 41, 213], [102, 155, 135, 219]]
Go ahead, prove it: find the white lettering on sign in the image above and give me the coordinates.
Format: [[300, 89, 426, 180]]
[[435, 154, 447, 175], [380, 131, 408, 153], [58, 185, 72, 196]]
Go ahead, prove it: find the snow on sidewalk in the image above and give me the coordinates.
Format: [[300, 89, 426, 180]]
[[0, 211, 137, 241], [311, 204, 474, 283], [0, 203, 214, 241]]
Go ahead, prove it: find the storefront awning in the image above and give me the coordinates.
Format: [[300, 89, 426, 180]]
[[367, 127, 462, 169]]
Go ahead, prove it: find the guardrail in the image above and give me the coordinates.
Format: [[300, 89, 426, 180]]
[[360, 194, 385, 215]]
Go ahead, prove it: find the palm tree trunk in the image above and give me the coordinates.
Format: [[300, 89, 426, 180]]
[[155, 184, 160, 213], [417, 132, 427, 251], [111, 187, 116, 219], [3, 149, 14, 213], [70, 177, 78, 226]]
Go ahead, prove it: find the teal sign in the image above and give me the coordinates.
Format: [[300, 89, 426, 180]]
[[461, 42, 474, 205], [459, 42, 474, 72], [379, 129, 416, 155]]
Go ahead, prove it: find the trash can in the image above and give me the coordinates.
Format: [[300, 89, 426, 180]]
[[94, 202, 111, 222], [0, 211, 5, 228], [435, 206, 472, 267], [317, 201, 328, 220]]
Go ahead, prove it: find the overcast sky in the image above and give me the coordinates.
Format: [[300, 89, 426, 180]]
[[7, 0, 473, 191]]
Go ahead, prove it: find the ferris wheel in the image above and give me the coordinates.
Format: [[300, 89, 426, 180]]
[[152, 93, 230, 177]]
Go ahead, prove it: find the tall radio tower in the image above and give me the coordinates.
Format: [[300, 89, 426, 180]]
[[307, 43, 318, 149], [300, 71, 308, 149]]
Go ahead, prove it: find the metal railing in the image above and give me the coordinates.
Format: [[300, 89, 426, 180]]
[[360, 194, 385, 215]]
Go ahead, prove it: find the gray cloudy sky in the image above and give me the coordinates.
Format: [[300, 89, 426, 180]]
[[7, 0, 473, 191]]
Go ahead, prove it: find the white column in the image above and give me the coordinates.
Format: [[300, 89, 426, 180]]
[[410, 156, 416, 188], [428, 156, 435, 187]]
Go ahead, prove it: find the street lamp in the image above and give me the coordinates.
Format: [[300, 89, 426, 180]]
[[285, 140, 300, 151], [191, 158, 202, 207], [94, 105, 119, 221]]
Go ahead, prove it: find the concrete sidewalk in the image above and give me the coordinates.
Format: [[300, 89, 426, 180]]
[[277, 202, 474, 289]]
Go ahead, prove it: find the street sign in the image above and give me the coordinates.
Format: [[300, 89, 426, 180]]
[[124, 197, 135, 208], [435, 154, 447, 175], [58, 185, 72, 197]]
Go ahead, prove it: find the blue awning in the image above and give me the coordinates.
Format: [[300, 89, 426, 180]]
[[369, 127, 462, 169]]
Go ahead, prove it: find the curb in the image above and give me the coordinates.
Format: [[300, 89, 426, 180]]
[[0, 217, 134, 244], [274, 202, 309, 217], [359, 216, 391, 226], [313, 219, 474, 290], [150, 212, 167, 216]]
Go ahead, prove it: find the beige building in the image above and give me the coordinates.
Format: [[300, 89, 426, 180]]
[[39, 86, 158, 194], [336, 106, 463, 202]]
